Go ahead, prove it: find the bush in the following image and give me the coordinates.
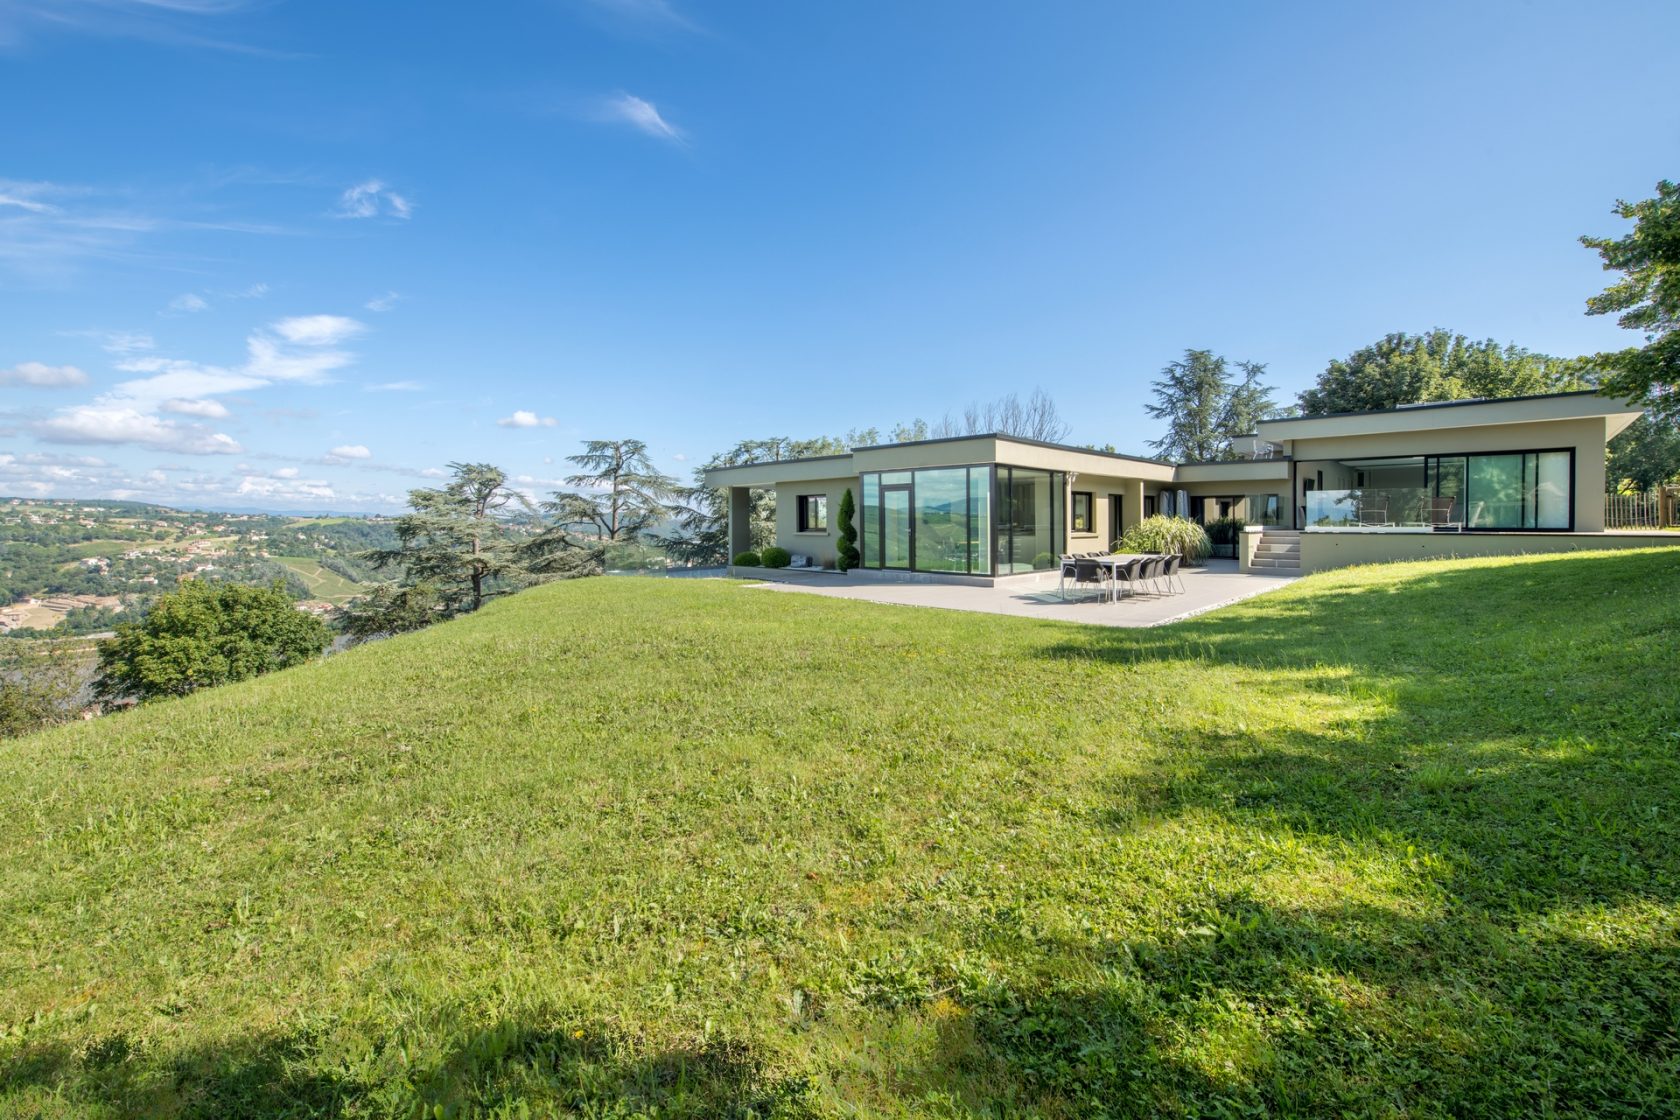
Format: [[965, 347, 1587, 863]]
[[732, 551, 762, 567], [759, 546, 792, 569], [1119, 515, 1212, 565], [94, 580, 330, 704], [1205, 516, 1244, 558], [836, 489, 860, 573], [1032, 551, 1055, 570]]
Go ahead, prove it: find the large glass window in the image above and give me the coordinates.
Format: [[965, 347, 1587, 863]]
[[859, 466, 995, 574], [796, 494, 827, 532], [994, 467, 1063, 573], [913, 468, 971, 573]]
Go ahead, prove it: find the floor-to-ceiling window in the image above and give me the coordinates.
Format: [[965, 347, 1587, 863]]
[[1433, 450, 1572, 529], [993, 467, 1064, 573], [859, 466, 994, 574]]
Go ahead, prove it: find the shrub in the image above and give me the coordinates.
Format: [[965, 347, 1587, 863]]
[[94, 580, 330, 704], [759, 546, 792, 569], [1205, 516, 1244, 558], [1119, 515, 1212, 565], [732, 551, 762, 567], [836, 489, 860, 572], [1032, 551, 1054, 571]]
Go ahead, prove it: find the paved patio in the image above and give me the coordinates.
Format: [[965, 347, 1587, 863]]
[[741, 559, 1299, 627]]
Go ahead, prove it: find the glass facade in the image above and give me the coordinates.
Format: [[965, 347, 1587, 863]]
[[1298, 449, 1575, 530], [994, 467, 1065, 573], [860, 465, 995, 573]]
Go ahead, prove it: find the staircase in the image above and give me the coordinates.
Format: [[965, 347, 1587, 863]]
[[1249, 529, 1301, 571]]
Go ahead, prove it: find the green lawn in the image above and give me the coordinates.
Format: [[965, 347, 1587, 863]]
[[271, 556, 365, 604], [2, 549, 1678, 1118]]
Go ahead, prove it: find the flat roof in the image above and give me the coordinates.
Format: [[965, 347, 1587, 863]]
[[850, 432, 1174, 468], [1257, 390, 1642, 441]]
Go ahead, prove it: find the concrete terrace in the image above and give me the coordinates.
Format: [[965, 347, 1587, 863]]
[[736, 559, 1298, 628]]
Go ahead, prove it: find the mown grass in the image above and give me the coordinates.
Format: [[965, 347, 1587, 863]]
[[2, 548, 1678, 1118]]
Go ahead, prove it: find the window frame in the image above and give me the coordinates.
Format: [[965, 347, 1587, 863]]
[[1070, 490, 1094, 534], [795, 493, 829, 533]]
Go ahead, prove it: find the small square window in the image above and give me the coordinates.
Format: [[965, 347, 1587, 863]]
[[797, 494, 828, 532]]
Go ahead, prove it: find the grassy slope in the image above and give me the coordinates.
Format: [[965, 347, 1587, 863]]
[[271, 557, 365, 604], [2, 549, 1678, 1119]]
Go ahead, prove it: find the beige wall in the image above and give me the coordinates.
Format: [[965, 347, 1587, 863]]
[[772, 477, 857, 567], [1065, 472, 1145, 551], [1290, 416, 1613, 532], [1297, 530, 1679, 573]]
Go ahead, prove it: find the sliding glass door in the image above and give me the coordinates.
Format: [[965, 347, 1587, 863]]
[[1426, 450, 1572, 529], [859, 466, 995, 574]]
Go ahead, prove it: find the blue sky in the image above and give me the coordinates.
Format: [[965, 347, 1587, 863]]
[[1, 0, 1675, 512]]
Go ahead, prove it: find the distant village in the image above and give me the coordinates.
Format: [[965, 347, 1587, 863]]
[[0, 498, 396, 635]]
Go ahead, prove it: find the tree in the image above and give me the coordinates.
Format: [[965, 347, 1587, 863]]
[[835, 488, 860, 572], [525, 439, 677, 577], [660, 435, 849, 566], [1607, 414, 1680, 492], [1297, 330, 1584, 416], [1582, 179, 1680, 422], [930, 389, 1071, 443], [336, 582, 444, 643], [367, 462, 531, 614], [1145, 350, 1278, 461], [94, 580, 328, 703], [0, 642, 83, 737]]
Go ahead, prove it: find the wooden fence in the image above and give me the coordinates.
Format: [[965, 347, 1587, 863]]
[[1604, 487, 1679, 529]]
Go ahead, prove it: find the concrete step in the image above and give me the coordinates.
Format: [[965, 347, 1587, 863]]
[[1249, 555, 1301, 570]]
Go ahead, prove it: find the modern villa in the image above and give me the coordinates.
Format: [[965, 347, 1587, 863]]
[[704, 390, 1669, 579]]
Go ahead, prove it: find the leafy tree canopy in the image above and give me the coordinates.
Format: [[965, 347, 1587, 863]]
[[526, 439, 678, 577], [1582, 179, 1680, 423], [94, 580, 328, 703], [366, 462, 533, 614], [1146, 350, 1279, 462], [1607, 414, 1680, 492], [1297, 329, 1588, 416]]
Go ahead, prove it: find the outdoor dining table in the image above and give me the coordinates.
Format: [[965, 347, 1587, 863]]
[[1088, 553, 1154, 602]]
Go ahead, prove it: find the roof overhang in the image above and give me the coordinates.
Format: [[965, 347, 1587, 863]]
[[1257, 392, 1644, 443]]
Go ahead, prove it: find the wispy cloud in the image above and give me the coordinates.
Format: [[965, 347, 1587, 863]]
[[168, 291, 209, 313], [327, 444, 372, 460], [577, 0, 700, 36], [159, 397, 230, 419], [364, 290, 401, 311], [33, 311, 365, 455], [366, 380, 422, 392], [596, 93, 685, 145], [335, 180, 413, 220], [1, 361, 88, 388], [0, 1, 299, 58], [497, 410, 559, 428]]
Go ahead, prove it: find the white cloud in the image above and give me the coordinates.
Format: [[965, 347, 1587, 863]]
[[227, 282, 268, 298], [271, 314, 364, 346], [328, 444, 372, 460], [159, 397, 230, 419], [32, 310, 365, 455], [672, 452, 687, 461], [497, 409, 558, 428], [169, 292, 209, 313], [0, 361, 88, 387], [236, 474, 335, 501], [98, 331, 155, 354], [366, 379, 421, 392], [365, 291, 401, 311], [274, 466, 300, 478], [34, 406, 241, 455], [598, 93, 685, 144], [335, 180, 413, 220], [0, 192, 56, 214], [419, 467, 447, 479]]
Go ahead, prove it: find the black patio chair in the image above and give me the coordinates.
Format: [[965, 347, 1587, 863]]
[[1161, 553, 1185, 593], [1070, 557, 1110, 602], [1109, 556, 1146, 599]]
